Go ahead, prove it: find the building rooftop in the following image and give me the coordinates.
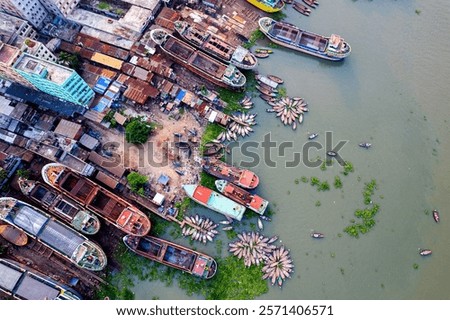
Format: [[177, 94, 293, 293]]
[[0, 12, 30, 44], [0, 43, 20, 65], [119, 6, 152, 33], [121, 0, 161, 10], [80, 27, 134, 50], [54, 119, 82, 139], [69, 9, 140, 42], [91, 52, 123, 70], [14, 54, 72, 85]]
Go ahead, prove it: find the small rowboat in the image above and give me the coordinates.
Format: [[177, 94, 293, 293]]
[[256, 85, 277, 97], [432, 210, 440, 223], [266, 108, 276, 113], [203, 142, 223, 157], [254, 51, 269, 59], [327, 151, 337, 157], [302, 0, 318, 8], [308, 133, 318, 140], [260, 215, 272, 222], [311, 232, 324, 239], [175, 141, 190, 149], [175, 169, 185, 176], [419, 249, 432, 256], [0, 225, 28, 246], [293, 3, 311, 16], [359, 142, 372, 149], [255, 48, 273, 54], [258, 218, 264, 230], [267, 75, 284, 84], [260, 94, 275, 102]]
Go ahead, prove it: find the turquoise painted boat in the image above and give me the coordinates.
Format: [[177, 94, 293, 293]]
[[183, 184, 246, 221]]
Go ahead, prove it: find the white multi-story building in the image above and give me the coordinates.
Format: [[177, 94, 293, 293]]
[[0, 0, 48, 29], [19, 38, 57, 62], [39, 0, 80, 18], [0, 12, 37, 45]]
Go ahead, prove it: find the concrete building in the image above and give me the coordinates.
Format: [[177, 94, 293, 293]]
[[0, 0, 48, 29], [0, 42, 34, 88], [39, 0, 80, 18], [13, 53, 94, 107], [19, 38, 57, 62], [0, 12, 37, 45]]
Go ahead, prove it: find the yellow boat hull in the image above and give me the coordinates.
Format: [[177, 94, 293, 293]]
[[246, 0, 285, 13]]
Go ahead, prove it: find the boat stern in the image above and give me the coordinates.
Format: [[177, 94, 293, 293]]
[[73, 241, 107, 271], [258, 17, 275, 35], [182, 184, 197, 198]]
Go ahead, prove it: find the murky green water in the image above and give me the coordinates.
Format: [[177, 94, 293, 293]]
[[134, 0, 450, 299]]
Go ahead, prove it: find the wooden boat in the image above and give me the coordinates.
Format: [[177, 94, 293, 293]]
[[267, 74, 284, 84], [0, 258, 82, 300], [174, 21, 258, 70], [311, 232, 324, 239], [254, 51, 269, 59], [293, 3, 311, 16], [42, 163, 151, 236], [284, 0, 293, 3], [255, 74, 279, 88], [203, 142, 223, 157], [258, 218, 264, 230], [18, 179, 100, 235], [260, 94, 275, 102], [302, 0, 318, 8], [259, 17, 351, 61], [255, 48, 273, 54], [0, 225, 27, 246], [215, 180, 269, 215], [150, 29, 246, 90], [433, 210, 440, 223], [175, 169, 185, 176], [0, 197, 107, 271], [359, 142, 372, 149], [326, 151, 337, 157], [308, 133, 319, 140], [419, 249, 432, 256], [203, 157, 259, 189], [124, 235, 217, 279], [256, 85, 277, 97]]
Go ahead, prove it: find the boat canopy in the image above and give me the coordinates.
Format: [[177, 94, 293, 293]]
[[232, 46, 249, 63], [328, 34, 342, 49]]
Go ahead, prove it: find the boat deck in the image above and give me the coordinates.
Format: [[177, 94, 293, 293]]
[[207, 192, 245, 220], [190, 53, 226, 79], [0, 262, 60, 300], [164, 37, 195, 61], [163, 245, 196, 270], [3, 202, 85, 257]]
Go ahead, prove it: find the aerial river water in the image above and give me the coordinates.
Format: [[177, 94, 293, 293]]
[[134, 0, 450, 299]]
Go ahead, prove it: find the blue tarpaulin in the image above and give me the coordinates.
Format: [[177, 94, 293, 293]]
[[94, 77, 111, 94]]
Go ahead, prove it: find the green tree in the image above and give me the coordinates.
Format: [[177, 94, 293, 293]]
[[16, 169, 30, 179], [127, 172, 148, 193], [0, 169, 8, 180], [125, 118, 154, 144]]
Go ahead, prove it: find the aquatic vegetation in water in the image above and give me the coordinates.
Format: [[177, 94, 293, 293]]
[[301, 176, 309, 183], [294, 178, 300, 185], [344, 180, 380, 238], [341, 161, 354, 176], [315, 201, 321, 207], [320, 161, 327, 171], [310, 177, 320, 186], [334, 176, 343, 189], [318, 181, 330, 191], [413, 263, 419, 270]]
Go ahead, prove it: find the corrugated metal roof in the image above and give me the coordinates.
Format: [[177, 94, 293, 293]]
[[91, 52, 123, 70], [54, 119, 82, 139]]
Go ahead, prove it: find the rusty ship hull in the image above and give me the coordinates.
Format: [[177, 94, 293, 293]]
[[41, 163, 151, 236], [124, 235, 217, 279], [19, 179, 100, 235], [174, 21, 258, 70], [0, 197, 107, 271], [150, 29, 246, 90], [215, 180, 268, 215], [202, 158, 259, 189]]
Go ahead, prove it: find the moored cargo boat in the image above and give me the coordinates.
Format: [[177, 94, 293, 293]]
[[42, 163, 151, 236], [123, 235, 217, 279], [203, 158, 259, 189], [0, 197, 107, 271], [183, 184, 246, 221], [215, 180, 269, 215], [247, 0, 285, 13], [0, 258, 82, 300], [174, 21, 257, 70], [258, 17, 351, 61], [150, 29, 246, 90], [19, 179, 100, 235]]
